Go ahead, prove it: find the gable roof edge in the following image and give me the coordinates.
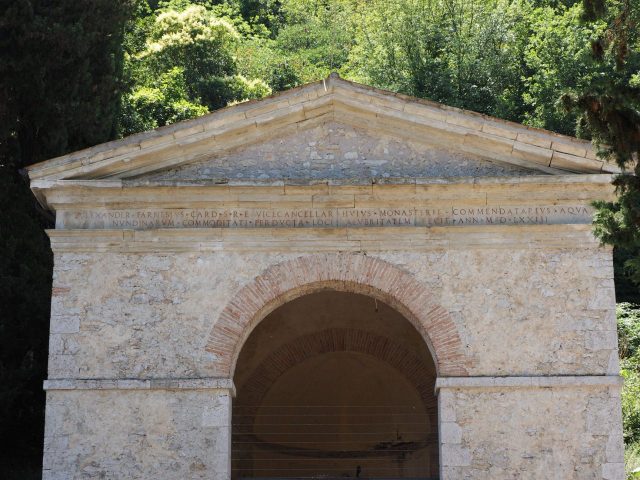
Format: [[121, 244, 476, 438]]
[[26, 74, 622, 181]]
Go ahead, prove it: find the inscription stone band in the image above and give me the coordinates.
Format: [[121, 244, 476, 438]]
[[60, 204, 593, 230]]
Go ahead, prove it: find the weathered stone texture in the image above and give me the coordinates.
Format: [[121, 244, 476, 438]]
[[439, 386, 624, 479], [146, 121, 534, 181], [43, 390, 231, 480], [49, 247, 615, 380]]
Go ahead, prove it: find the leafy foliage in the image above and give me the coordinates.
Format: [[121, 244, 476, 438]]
[[122, 0, 635, 143], [0, 0, 134, 165], [120, 67, 209, 134], [618, 303, 640, 478], [523, 3, 604, 135], [120, 2, 271, 133], [626, 442, 640, 480], [348, 0, 530, 119]]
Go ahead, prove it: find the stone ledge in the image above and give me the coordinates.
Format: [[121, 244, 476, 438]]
[[46, 224, 602, 253], [31, 173, 616, 190], [44, 377, 236, 395], [435, 375, 623, 392]]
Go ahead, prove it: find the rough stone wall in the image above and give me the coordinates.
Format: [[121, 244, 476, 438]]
[[44, 243, 621, 479], [438, 385, 624, 479], [145, 121, 534, 181], [49, 247, 616, 381], [43, 389, 231, 480]]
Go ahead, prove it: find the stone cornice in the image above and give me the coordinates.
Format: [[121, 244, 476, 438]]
[[47, 224, 603, 252], [44, 378, 236, 395], [44, 376, 621, 393], [26, 75, 622, 183], [435, 375, 622, 392], [32, 175, 615, 214]]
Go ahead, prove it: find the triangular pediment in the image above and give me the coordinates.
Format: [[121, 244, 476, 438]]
[[26, 74, 619, 183], [145, 120, 534, 182]]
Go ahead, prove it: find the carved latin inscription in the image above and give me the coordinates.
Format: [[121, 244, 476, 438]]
[[59, 205, 593, 230]]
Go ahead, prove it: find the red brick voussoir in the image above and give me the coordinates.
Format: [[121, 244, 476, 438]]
[[205, 253, 469, 377]]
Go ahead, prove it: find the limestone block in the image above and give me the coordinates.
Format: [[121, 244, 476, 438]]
[[440, 386, 623, 480], [173, 124, 204, 139], [585, 329, 618, 351], [48, 354, 78, 377], [44, 390, 232, 479], [482, 121, 519, 140], [512, 141, 553, 166], [139, 133, 172, 150], [463, 131, 514, 156], [202, 393, 231, 428], [588, 287, 616, 310], [303, 100, 333, 119], [43, 471, 70, 480], [441, 444, 472, 467], [253, 104, 306, 129], [440, 421, 463, 444], [607, 350, 620, 375], [552, 140, 588, 158], [446, 111, 484, 131], [552, 151, 603, 172], [516, 132, 552, 149], [202, 110, 247, 132], [602, 160, 623, 174], [245, 98, 291, 118], [438, 389, 457, 422], [403, 102, 448, 122], [606, 426, 624, 463], [602, 462, 625, 480]]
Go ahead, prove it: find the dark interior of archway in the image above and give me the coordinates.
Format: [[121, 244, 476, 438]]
[[232, 291, 439, 479]]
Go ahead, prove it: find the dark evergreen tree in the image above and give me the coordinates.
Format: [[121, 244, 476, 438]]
[[565, 0, 640, 294], [0, 1, 134, 476]]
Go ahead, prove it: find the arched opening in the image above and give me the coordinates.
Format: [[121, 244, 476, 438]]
[[232, 291, 439, 479]]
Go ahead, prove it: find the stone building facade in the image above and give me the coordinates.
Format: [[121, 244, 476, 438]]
[[29, 74, 624, 479]]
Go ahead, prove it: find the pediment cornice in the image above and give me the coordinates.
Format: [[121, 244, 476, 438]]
[[27, 74, 620, 183]]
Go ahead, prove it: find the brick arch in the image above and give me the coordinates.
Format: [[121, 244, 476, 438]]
[[205, 253, 469, 377]]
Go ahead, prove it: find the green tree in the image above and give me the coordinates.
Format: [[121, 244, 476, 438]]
[[121, 3, 270, 133], [617, 304, 640, 477], [273, 0, 355, 82], [120, 67, 209, 135], [523, 3, 604, 135], [577, 0, 640, 298], [234, 0, 356, 91], [347, 0, 534, 121]]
